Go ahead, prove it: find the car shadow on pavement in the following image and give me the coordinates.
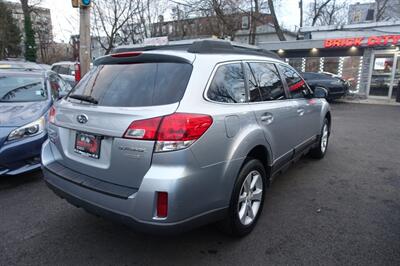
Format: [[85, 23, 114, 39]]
[[0, 170, 42, 190]]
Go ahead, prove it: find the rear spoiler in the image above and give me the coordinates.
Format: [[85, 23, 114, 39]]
[[93, 52, 192, 66]]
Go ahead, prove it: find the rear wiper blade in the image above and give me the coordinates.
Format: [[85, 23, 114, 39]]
[[68, 94, 98, 104]]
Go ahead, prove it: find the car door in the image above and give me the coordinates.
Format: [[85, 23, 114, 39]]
[[278, 64, 320, 152], [245, 61, 298, 165]]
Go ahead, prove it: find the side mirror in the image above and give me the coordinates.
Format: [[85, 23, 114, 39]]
[[313, 87, 328, 98]]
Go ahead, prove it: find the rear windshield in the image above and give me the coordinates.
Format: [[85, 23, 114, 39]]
[[68, 62, 193, 107], [0, 74, 47, 102]]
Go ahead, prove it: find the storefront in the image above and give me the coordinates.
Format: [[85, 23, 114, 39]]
[[259, 22, 400, 101]]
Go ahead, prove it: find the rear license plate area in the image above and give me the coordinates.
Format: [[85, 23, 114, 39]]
[[74, 131, 101, 159]]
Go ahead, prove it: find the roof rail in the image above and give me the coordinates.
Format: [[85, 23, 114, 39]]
[[112, 39, 281, 60]]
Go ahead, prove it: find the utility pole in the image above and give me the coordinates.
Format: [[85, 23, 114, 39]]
[[299, 0, 303, 28], [79, 1, 91, 77]]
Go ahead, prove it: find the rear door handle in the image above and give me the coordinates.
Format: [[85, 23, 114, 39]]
[[260, 113, 274, 124], [297, 108, 305, 116]]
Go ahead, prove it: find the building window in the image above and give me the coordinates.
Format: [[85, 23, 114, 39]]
[[342, 56, 362, 90], [287, 58, 303, 72], [305, 57, 320, 72], [324, 57, 340, 75]]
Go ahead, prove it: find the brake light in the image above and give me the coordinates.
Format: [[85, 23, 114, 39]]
[[123, 113, 213, 152], [157, 113, 213, 141], [49, 106, 56, 124], [156, 192, 168, 218], [111, 52, 142, 58], [74, 62, 81, 82], [124, 117, 162, 140]]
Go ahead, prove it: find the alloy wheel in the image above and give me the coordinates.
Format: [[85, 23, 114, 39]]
[[237, 170, 263, 226]]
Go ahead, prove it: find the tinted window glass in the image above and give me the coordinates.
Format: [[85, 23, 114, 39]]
[[69, 63, 192, 107], [59, 65, 70, 75], [51, 65, 59, 73], [248, 62, 285, 101], [207, 63, 246, 103], [0, 74, 47, 102], [244, 63, 261, 102], [279, 65, 311, 99], [49, 74, 61, 100]]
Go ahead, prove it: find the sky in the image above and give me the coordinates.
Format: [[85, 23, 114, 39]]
[[38, 0, 370, 43]]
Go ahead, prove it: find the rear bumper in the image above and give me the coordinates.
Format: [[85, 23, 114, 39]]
[[43, 176, 227, 234], [41, 140, 231, 234], [0, 132, 46, 176]]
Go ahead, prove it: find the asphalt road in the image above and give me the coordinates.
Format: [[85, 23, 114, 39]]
[[1, 103, 399, 266]]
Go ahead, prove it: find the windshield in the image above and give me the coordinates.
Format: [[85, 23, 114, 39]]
[[0, 75, 47, 102], [68, 62, 192, 107]]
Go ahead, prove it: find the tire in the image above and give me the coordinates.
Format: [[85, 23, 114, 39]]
[[310, 118, 330, 159], [218, 158, 267, 237]]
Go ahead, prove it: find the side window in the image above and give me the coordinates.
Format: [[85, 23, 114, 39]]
[[60, 65, 69, 75], [51, 65, 59, 73], [57, 75, 72, 93], [243, 63, 262, 102], [248, 62, 286, 101], [48, 74, 60, 100], [279, 65, 311, 99], [69, 65, 75, 76], [207, 63, 246, 103]]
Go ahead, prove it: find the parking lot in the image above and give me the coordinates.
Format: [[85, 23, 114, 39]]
[[0, 102, 399, 266]]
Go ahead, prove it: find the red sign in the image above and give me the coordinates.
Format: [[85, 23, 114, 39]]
[[324, 35, 400, 48]]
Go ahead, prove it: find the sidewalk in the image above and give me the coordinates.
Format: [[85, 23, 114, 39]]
[[336, 95, 400, 106]]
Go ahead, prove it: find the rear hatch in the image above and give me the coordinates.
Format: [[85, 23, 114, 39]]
[[51, 52, 194, 189]]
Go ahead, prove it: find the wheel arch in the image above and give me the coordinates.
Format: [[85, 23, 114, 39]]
[[245, 145, 272, 185]]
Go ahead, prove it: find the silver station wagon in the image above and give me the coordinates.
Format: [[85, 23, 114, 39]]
[[42, 40, 331, 236]]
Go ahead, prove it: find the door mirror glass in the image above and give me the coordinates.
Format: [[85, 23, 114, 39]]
[[314, 87, 328, 98]]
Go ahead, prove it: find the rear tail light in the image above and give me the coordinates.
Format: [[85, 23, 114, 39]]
[[74, 62, 81, 82], [124, 117, 162, 139], [123, 113, 213, 152], [156, 192, 168, 218], [49, 106, 56, 124]]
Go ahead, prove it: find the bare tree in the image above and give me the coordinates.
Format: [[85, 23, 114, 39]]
[[177, 0, 243, 40], [120, 0, 168, 44], [320, 0, 348, 25], [299, 0, 303, 27], [307, 0, 333, 26], [249, 0, 260, 45], [92, 0, 139, 55], [267, 0, 286, 41], [376, 0, 400, 22], [376, 0, 389, 21]]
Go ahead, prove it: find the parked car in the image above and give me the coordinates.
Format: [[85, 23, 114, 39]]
[[51, 61, 77, 87], [302, 72, 350, 100], [0, 60, 43, 71], [41, 40, 331, 236], [0, 69, 72, 176]]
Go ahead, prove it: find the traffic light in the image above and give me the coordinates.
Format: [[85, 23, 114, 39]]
[[81, 0, 91, 7]]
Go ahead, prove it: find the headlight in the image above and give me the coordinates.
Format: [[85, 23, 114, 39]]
[[7, 116, 46, 141]]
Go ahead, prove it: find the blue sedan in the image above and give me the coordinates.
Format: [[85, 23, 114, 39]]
[[0, 69, 71, 176]]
